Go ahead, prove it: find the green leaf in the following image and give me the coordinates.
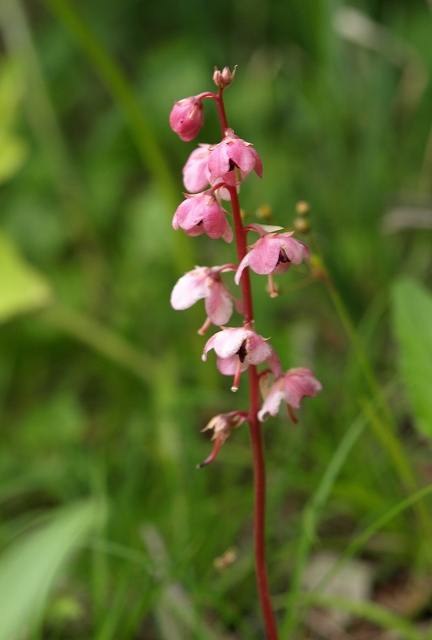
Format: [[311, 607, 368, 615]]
[[0, 229, 51, 323], [0, 500, 106, 640], [392, 279, 432, 438]]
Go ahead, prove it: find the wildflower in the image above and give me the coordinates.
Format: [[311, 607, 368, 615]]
[[197, 410, 248, 468], [208, 129, 263, 186], [235, 224, 310, 297], [258, 368, 322, 422], [202, 327, 281, 391], [169, 96, 204, 142], [173, 192, 233, 242], [170, 265, 238, 334]]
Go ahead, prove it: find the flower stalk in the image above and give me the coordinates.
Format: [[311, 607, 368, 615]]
[[169, 67, 322, 639]]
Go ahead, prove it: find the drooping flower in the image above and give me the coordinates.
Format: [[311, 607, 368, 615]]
[[197, 410, 248, 468], [208, 129, 263, 186], [172, 192, 233, 242], [258, 368, 322, 422], [182, 144, 236, 201], [169, 96, 204, 142], [202, 327, 281, 391], [235, 224, 310, 297], [170, 265, 238, 334]]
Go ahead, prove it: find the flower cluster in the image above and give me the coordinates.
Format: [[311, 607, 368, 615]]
[[169, 67, 322, 465]]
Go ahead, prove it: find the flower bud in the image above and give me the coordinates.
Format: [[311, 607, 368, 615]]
[[213, 66, 237, 89], [169, 97, 204, 141]]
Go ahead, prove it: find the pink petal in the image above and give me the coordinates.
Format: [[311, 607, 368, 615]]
[[266, 347, 282, 377], [221, 218, 233, 243], [250, 147, 263, 178], [247, 237, 281, 275], [208, 141, 231, 179], [182, 145, 211, 193], [173, 196, 204, 230], [246, 333, 272, 365], [228, 139, 256, 174], [170, 268, 209, 310], [281, 368, 322, 408], [279, 235, 311, 265], [211, 328, 248, 358], [258, 386, 285, 421], [205, 283, 233, 325], [202, 199, 229, 239], [217, 354, 248, 376], [235, 253, 251, 285]]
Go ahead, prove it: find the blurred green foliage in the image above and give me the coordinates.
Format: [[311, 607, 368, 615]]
[[0, 0, 432, 637]]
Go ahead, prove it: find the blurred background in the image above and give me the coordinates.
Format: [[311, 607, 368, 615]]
[[1, 0, 432, 638]]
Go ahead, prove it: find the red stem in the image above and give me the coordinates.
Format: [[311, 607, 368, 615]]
[[219, 86, 278, 639]]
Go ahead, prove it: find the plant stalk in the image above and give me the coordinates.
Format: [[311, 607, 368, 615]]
[[218, 85, 278, 638]]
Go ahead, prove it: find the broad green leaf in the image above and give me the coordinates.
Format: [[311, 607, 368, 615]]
[[392, 279, 432, 438], [0, 500, 106, 640], [0, 230, 51, 323]]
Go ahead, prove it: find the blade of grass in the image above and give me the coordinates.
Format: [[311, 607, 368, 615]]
[[310, 242, 432, 555], [360, 397, 432, 563], [281, 413, 367, 637], [313, 482, 432, 597]]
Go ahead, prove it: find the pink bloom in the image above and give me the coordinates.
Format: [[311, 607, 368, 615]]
[[258, 368, 322, 422], [169, 97, 204, 142], [183, 145, 211, 193], [197, 410, 248, 468], [235, 225, 310, 297], [202, 327, 281, 392], [208, 129, 263, 186], [172, 192, 233, 242], [170, 265, 237, 334]]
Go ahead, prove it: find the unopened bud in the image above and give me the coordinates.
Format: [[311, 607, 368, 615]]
[[296, 200, 310, 216], [213, 66, 237, 89], [294, 218, 310, 234]]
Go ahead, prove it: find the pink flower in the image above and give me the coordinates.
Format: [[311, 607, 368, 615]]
[[197, 410, 248, 468], [202, 327, 281, 392], [258, 368, 322, 422], [170, 265, 237, 334], [208, 129, 263, 186], [169, 97, 204, 142], [182, 145, 211, 193], [172, 192, 233, 242], [235, 225, 310, 297]]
